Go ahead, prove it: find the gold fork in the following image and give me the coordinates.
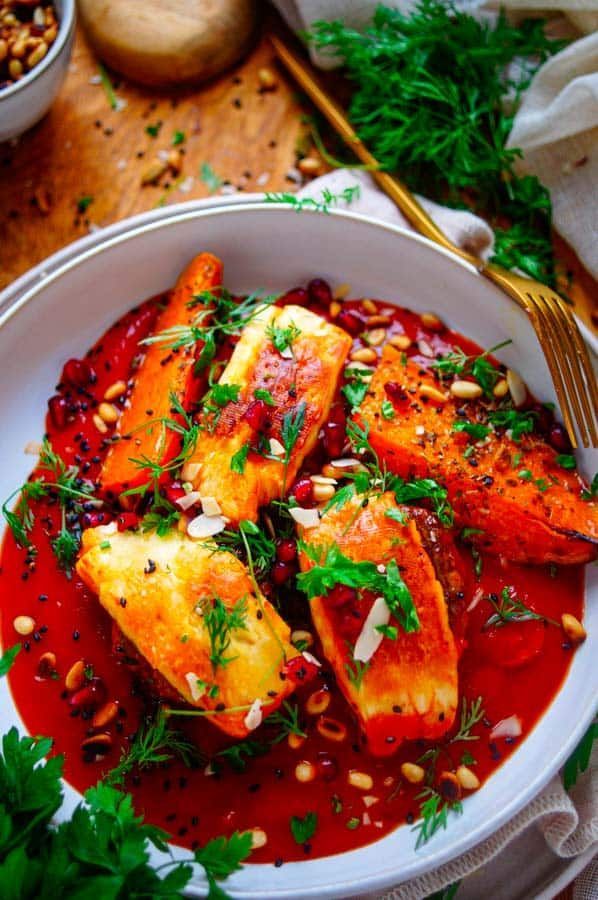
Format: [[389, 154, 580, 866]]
[[270, 33, 598, 449]]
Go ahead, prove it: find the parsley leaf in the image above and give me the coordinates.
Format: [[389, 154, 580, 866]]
[[489, 408, 535, 441], [393, 478, 454, 527], [254, 388, 276, 406], [342, 369, 371, 410], [199, 162, 223, 193], [555, 454, 576, 470], [266, 321, 301, 356], [172, 130, 186, 146], [452, 421, 490, 441], [290, 812, 318, 845], [563, 719, 598, 790], [0, 644, 20, 677], [216, 739, 269, 773], [381, 399, 395, 420], [230, 443, 250, 474]]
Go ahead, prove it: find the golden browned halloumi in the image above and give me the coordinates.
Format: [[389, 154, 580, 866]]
[[186, 304, 352, 524], [76, 525, 301, 739], [297, 493, 459, 755]]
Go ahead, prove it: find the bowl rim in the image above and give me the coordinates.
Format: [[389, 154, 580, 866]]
[[0, 0, 75, 101], [0, 202, 595, 898]]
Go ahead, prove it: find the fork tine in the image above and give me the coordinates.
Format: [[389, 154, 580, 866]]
[[522, 295, 579, 448], [547, 294, 597, 446], [531, 294, 588, 447]]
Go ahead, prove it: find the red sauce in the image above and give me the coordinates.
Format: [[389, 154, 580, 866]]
[[0, 289, 585, 866]]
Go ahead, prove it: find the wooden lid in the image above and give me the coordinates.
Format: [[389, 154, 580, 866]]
[[78, 0, 258, 87]]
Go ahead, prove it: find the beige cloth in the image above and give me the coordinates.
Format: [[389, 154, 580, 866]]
[[294, 164, 598, 896], [273, 0, 598, 278]]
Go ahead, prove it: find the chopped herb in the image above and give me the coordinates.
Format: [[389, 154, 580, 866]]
[[485, 586, 556, 629], [214, 519, 275, 579], [172, 130, 186, 146], [140, 497, 180, 537], [582, 473, 598, 500], [0, 643, 20, 676], [199, 161, 223, 193], [385, 507, 408, 525], [518, 469, 533, 481], [97, 63, 119, 110], [201, 596, 248, 671], [76, 195, 94, 214], [344, 644, 371, 690], [51, 523, 80, 576], [555, 454, 576, 470], [381, 399, 395, 420], [452, 421, 490, 441], [460, 527, 483, 540], [412, 787, 463, 849], [290, 812, 318, 845], [264, 185, 360, 214], [216, 739, 269, 773], [254, 388, 276, 406], [342, 371, 370, 410], [266, 321, 301, 356], [230, 443, 250, 474], [375, 623, 398, 640], [393, 478, 454, 527], [267, 701, 307, 744], [99, 540, 111, 550], [145, 121, 162, 138], [280, 401, 307, 490], [450, 696, 484, 743], [331, 794, 343, 814], [489, 408, 535, 441], [203, 382, 241, 431], [432, 341, 510, 398], [346, 816, 360, 830], [460, 751, 476, 767]]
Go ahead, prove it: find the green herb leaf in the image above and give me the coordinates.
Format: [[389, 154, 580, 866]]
[[264, 185, 360, 214], [200, 162, 223, 193], [563, 719, 598, 790], [254, 389, 276, 406], [489, 408, 535, 441], [452, 421, 490, 441], [0, 644, 20, 677], [267, 701, 307, 744], [266, 321, 301, 356], [105, 710, 201, 786], [145, 121, 162, 138], [290, 812, 318, 845], [582, 473, 598, 500], [76, 195, 94, 214], [381, 399, 395, 420], [216, 740, 269, 773], [201, 596, 248, 670], [172, 130, 186, 146], [230, 443, 250, 474], [555, 454, 576, 470]]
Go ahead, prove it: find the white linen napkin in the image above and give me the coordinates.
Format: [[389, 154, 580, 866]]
[[294, 164, 598, 897], [272, 0, 598, 279]]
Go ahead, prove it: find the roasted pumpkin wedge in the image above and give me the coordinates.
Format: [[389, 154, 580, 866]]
[[76, 524, 302, 739], [357, 346, 598, 565], [101, 252, 223, 499], [186, 303, 352, 524], [296, 493, 459, 756]]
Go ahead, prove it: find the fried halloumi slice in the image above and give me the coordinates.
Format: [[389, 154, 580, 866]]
[[186, 303, 352, 524], [76, 525, 301, 739], [358, 347, 598, 565], [297, 493, 459, 756]]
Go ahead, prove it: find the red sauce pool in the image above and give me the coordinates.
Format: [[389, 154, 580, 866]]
[[0, 290, 585, 865]]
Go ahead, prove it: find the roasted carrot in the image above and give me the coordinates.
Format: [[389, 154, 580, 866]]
[[100, 252, 223, 498], [357, 346, 598, 565]]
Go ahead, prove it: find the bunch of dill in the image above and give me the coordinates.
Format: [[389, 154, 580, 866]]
[[310, 0, 565, 286]]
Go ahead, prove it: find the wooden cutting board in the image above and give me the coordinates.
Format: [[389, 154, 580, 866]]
[[78, 0, 258, 86]]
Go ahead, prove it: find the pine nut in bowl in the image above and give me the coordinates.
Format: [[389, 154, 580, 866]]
[[0, 0, 75, 142], [0, 203, 596, 899]]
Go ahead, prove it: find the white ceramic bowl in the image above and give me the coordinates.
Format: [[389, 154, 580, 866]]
[[0, 204, 596, 898], [0, 0, 75, 143]]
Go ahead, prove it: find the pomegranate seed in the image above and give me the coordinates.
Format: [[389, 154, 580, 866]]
[[280, 287, 309, 306], [117, 512, 139, 531], [316, 752, 339, 782], [323, 421, 346, 459], [308, 278, 332, 307], [548, 423, 572, 454], [62, 358, 96, 387], [163, 482, 185, 504], [82, 511, 110, 528], [337, 310, 363, 336], [326, 584, 358, 609], [69, 677, 106, 710], [243, 399, 269, 432], [276, 538, 297, 562], [48, 395, 70, 429], [384, 381, 407, 403], [272, 560, 296, 585], [283, 655, 319, 686], [292, 477, 314, 506]]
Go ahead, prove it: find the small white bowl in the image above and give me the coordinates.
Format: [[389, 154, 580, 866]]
[[0, 0, 75, 143], [0, 204, 596, 898]]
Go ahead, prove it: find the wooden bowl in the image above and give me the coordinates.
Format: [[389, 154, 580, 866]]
[[78, 0, 258, 87]]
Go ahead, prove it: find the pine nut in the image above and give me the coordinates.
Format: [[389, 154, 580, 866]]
[[389, 334, 411, 350], [27, 40, 47, 68], [98, 402, 120, 424], [365, 328, 386, 347], [421, 312, 444, 331], [92, 700, 119, 729], [507, 369, 527, 408], [93, 413, 108, 434], [44, 25, 58, 43], [104, 380, 127, 401], [37, 651, 57, 679], [250, 827, 268, 849], [258, 67, 277, 90], [288, 732, 306, 750], [312, 482, 335, 503], [350, 348, 377, 364], [11, 39, 25, 58], [400, 762, 425, 784], [493, 378, 509, 399], [65, 659, 86, 692], [81, 733, 112, 757], [306, 689, 331, 716], [348, 770, 373, 791], [329, 300, 341, 318], [419, 384, 447, 404], [333, 283, 351, 300], [141, 160, 168, 185], [298, 157, 321, 177], [311, 474, 337, 486], [561, 613, 586, 645], [316, 716, 347, 742], [8, 58, 22, 79], [450, 380, 483, 400], [367, 314, 391, 326], [438, 771, 461, 802], [456, 765, 480, 791], [13, 615, 35, 635], [361, 299, 377, 314], [295, 760, 316, 783]]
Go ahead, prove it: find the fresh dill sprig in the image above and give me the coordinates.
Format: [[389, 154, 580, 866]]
[[200, 596, 249, 671], [213, 519, 276, 579], [450, 696, 485, 743], [484, 586, 557, 629], [264, 185, 360, 214], [344, 643, 370, 690], [310, 2, 564, 286], [412, 787, 463, 850], [267, 701, 307, 743], [105, 710, 201, 786], [281, 401, 307, 492]]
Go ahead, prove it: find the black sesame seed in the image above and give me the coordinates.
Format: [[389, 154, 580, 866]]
[[38, 593, 48, 602], [73, 630, 80, 641]]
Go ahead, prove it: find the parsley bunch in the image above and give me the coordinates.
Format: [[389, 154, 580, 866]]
[[310, 1, 565, 286]]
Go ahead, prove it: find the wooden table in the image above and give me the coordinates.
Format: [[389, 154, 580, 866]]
[[0, 19, 588, 898], [0, 19, 596, 341]]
